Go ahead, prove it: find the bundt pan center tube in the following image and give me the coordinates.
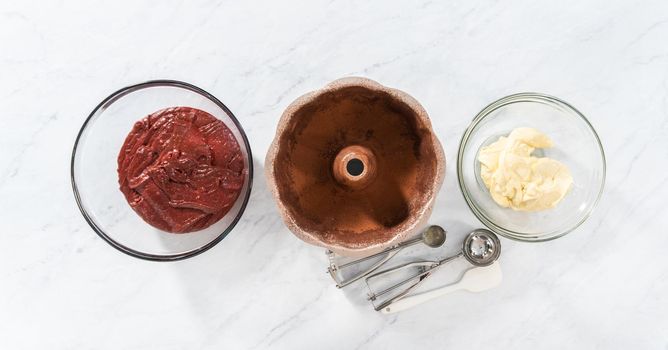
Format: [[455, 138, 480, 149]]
[[265, 77, 446, 257]]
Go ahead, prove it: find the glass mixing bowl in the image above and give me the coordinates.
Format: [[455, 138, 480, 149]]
[[71, 80, 253, 260], [457, 93, 605, 242]]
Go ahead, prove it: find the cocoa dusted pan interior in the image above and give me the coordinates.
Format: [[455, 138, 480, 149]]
[[273, 86, 438, 248]]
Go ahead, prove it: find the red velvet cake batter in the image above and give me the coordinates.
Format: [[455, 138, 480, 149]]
[[117, 107, 245, 233]]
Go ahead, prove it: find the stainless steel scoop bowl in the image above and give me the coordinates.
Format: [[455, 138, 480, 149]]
[[463, 229, 501, 267]]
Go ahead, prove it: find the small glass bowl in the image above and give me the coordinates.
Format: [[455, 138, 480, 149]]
[[71, 80, 253, 260], [457, 93, 605, 242]]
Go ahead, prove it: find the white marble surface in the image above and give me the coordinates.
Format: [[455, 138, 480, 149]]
[[1, 0, 667, 348]]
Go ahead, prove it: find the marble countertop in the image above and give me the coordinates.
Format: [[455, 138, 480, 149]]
[[2, 0, 667, 349]]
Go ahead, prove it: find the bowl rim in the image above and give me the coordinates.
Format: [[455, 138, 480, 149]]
[[70, 79, 254, 261], [457, 92, 606, 242]]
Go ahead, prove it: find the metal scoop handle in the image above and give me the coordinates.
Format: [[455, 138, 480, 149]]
[[365, 254, 462, 311], [327, 236, 424, 288]]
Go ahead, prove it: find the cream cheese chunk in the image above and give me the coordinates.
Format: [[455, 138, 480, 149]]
[[478, 127, 573, 211]]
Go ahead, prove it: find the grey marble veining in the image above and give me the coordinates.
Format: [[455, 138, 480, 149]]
[[1, 0, 667, 349]]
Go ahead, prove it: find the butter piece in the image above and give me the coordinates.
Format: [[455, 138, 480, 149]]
[[478, 127, 573, 211]]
